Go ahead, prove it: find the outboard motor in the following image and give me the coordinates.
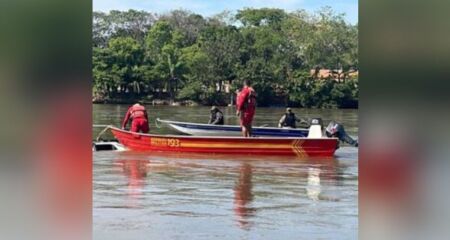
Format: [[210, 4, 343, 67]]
[[325, 121, 358, 147]]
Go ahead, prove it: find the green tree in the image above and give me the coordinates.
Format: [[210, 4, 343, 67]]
[[92, 8, 358, 108], [198, 25, 242, 92], [236, 8, 287, 28], [304, 7, 358, 70], [93, 10, 155, 47], [93, 37, 148, 101], [145, 21, 185, 101], [160, 10, 207, 46], [236, 9, 292, 106]]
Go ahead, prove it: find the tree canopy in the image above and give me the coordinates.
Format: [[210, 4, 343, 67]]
[[93, 7, 358, 108]]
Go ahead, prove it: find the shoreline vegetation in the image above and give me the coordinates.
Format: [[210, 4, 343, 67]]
[[93, 7, 358, 109]]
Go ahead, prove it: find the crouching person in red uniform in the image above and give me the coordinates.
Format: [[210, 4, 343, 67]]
[[122, 102, 150, 133], [236, 80, 257, 137]]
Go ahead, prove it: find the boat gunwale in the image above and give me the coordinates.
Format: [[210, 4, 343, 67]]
[[156, 118, 309, 132], [110, 126, 337, 141]]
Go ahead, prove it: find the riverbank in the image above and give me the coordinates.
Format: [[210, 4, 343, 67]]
[[92, 99, 358, 109], [93, 97, 201, 106], [92, 93, 358, 109]]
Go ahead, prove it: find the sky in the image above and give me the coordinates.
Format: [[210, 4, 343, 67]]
[[93, 0, 358, 24]]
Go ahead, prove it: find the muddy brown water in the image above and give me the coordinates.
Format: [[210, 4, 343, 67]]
[[93, 105, 358, 240]]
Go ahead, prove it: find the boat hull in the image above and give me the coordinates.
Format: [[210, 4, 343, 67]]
[[158, 119, 309, 137], [110, 127, 338, 157]]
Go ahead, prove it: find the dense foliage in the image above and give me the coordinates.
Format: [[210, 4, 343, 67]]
[[93, 7, 358, 108]]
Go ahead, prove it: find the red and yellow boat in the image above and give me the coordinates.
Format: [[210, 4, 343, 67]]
[[109, 126, 338, 158]]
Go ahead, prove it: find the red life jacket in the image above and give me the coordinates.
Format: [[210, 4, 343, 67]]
[[130, 104, 146, 119], [243, 87, 256, 111], [247, 88, 256, 108]]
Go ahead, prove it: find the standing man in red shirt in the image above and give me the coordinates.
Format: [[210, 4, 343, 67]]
[[236, 80, 256, 137], [122, 102, 150, 133]]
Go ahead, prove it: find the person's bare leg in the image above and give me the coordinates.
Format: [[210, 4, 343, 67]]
[[244, 125, 251, 137], [240, 114, 246, 137], [245, 126, 251, 137]]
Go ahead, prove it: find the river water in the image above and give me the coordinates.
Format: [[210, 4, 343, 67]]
[[93, 105, 358, 240]]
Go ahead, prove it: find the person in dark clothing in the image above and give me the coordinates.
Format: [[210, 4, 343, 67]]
[[278, 108, 301, 128], [325, 121, 359, 147], [208, 106, 224, 125]]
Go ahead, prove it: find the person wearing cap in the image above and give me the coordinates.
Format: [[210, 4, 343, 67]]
[[208, 106, 224, 125], [278, 108, 301, 128], [122, 102, 150, 133]]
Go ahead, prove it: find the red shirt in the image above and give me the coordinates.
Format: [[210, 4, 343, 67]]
[[237, 86, 256, 112]]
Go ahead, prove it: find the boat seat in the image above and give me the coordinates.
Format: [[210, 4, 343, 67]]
[[307, 125, 323, 138]]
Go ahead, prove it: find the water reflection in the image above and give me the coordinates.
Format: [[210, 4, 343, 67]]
[[233, 163, 254, 229], [94, 151, 356, 238], [114, 159, 150, 208], [306, 160, 346, 202], [306, 167, 322, 201]]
